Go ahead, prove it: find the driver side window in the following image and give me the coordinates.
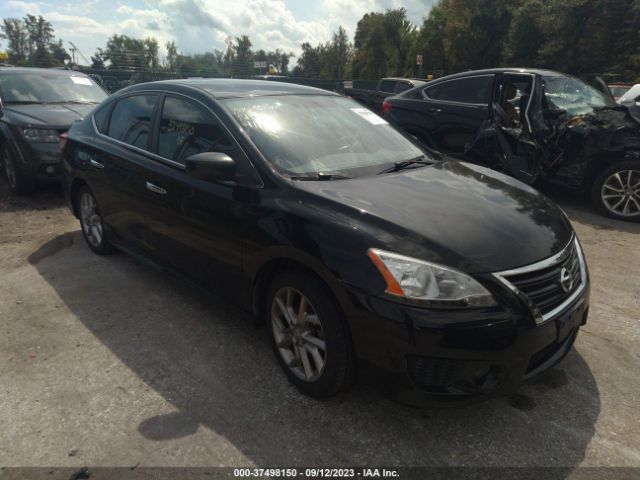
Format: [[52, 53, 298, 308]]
[[157, 96, 235, 165]]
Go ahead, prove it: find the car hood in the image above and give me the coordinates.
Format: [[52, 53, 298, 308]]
[[2, 103, 96, 129], [295, 160, 573, 273]]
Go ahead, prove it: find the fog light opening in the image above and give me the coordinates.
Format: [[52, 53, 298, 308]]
[[474, 365, 503, 390], [45, 166, 55, 175]]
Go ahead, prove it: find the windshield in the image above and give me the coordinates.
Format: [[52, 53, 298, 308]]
[[222, 95, 424, 177], [543, 75, 616, 116], [0, 72, 107, 104]]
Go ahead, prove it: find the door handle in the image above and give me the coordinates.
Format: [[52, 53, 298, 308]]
[[428, 108, 442, 113], [89, 158, 104, 169], [146, 181, 167, 195]]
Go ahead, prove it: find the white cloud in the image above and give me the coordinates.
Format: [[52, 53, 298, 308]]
[[6, 0, 436, 65], [5, 1, 42, 14]]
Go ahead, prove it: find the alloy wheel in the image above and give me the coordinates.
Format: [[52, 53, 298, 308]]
[[271, 287, 327, 382], [601, 170, 640, 218], [80, 192, 103, 247]]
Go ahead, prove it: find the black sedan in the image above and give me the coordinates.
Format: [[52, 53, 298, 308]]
[[0, 67, 107, 193], [382, 68, 640, 222], [62, 79, 589, 404]]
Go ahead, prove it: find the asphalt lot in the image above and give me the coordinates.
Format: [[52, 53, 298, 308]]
[[0, 175, 639, 472]]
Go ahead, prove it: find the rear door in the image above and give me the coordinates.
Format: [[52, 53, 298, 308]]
[[418, 75, 494, 154], [90, 93, 159, 248]]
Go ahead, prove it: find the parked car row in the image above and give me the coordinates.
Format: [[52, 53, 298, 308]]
[[0, 67, 107, 193], [49, 77, 591, 405], [4, 66, 622, 405], [344, 77, 426, 113], [382, 68, 640, 222]]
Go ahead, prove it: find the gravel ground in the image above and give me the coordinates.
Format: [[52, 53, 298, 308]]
[[0, 175, 638, 473]]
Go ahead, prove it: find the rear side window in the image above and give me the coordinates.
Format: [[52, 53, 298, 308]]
[[379, 80, 397, 93], [424, 75, 494, 105], [93, 104, 110, 133], [157, 96, 235, 165], [394, 82, 412, 93], [107, 94, 157, 149]]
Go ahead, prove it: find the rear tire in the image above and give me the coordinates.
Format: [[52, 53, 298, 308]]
[[266, 269, 354, 398], [591, 160, 640, 222], [1, 144, 36, 195], [76, 185, 115, 255]]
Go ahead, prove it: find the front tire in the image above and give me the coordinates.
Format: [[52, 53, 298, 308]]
[[76, 185, 115, 255], [591, 161, 640, 222], [1, 144, 35, 195], [267, 270, 354, 398]]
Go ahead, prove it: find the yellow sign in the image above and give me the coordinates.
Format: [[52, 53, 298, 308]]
[[0, 51, 9, 62]]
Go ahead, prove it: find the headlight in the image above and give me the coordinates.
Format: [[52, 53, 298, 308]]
[[22, 128, 59, 143], [367, 248, 497, 307]]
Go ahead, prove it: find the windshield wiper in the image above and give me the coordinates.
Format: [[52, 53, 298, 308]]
[[46, 100, 98, 105], [377, 155, 434, 174], [290, 172, 353, 181], [4, 100, 41, 105]]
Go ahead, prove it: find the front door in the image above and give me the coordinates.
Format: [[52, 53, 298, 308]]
[[490, 73, 542, 184], [142, 94, 257, 302]]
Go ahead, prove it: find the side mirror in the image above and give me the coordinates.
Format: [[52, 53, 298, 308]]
[[185, 152, 236, 183]]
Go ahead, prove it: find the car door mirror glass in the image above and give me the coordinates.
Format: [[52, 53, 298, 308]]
[[185, 152, 236, 183]]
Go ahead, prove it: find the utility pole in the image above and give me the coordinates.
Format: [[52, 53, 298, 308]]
[[68, 41, 90, 66]]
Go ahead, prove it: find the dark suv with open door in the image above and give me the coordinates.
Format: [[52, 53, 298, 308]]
[[382, 68, 640, 222], [62, 79, 589, 405]]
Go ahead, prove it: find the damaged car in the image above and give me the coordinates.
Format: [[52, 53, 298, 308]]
[[382, 68, 640, 221]]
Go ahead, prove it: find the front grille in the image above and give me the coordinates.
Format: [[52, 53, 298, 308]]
[[407, 355, 464, 392], [496, 239, 584, 321]]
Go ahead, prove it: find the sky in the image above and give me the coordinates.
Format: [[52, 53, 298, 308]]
[[1, 0, 437, 64]]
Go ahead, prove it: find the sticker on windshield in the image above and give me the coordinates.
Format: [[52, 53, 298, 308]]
[[70, 76, 92, 85], [350, 108, 388, 125]]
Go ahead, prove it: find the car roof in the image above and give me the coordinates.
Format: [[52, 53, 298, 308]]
[[0, 66, 90, 76], [430, 68, 567, 82], [127, 78, 338, 99], [382, 77, 425, 83]]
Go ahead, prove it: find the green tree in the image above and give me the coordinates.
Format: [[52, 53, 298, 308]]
[[383, 8, 416, 75], [143, 37, 159, 69], [24, 14, 55, 62], [100, 34, 160, 70], [502, 1, 544, 66], [233, 35, 253, 76], [353, 12, 388, 78], [1, 18, 28, 62], [165, 40, 177, 70], [91, 47, 106, 69], [294, 42, 322, 77]]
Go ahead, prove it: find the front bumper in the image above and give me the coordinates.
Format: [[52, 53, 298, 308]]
[[346, 278, 589, 406], [11, 137, 64, 182]]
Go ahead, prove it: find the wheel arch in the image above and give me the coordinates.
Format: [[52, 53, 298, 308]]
[[584, 150, 640, 189], [69, 177, 89, 218], [250, 249, 356, 325]]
